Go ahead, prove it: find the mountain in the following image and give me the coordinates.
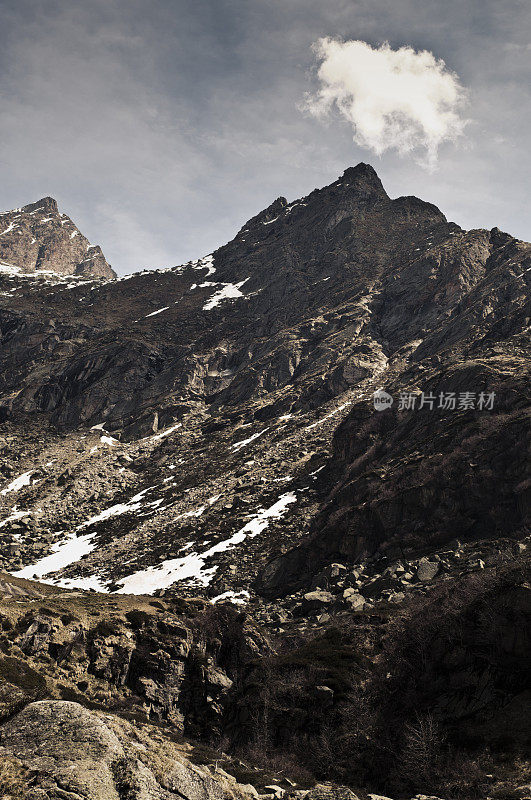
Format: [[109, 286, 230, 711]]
[[0, 196, 115, 280], [0, 165, 529, 800]]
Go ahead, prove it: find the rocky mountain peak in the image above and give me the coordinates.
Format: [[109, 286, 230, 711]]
[[21, 196, 58, 214], [339, 162, 388, 198], [243, 196, 288, 229], [489, 225, 514, 248], [0, 197, 115, 280], [0, 165, 529, 800]]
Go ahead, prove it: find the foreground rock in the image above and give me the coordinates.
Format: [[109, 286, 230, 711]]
[[0, 582, 268, 741], [0, 700, 256, 799], [0, 563, 529, 799]]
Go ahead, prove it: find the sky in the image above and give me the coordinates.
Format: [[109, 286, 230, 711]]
[[1, 0, 530, 275]]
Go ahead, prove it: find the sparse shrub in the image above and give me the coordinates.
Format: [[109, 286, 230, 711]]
[[229, 624, 367, 783], [124, 610, 152, 630], [227, 557, 530, 797], [395, 713, 445, 791]]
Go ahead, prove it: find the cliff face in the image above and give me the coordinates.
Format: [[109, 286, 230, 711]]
[[258, 359, 529, 597], [0, 196, 115, 279]]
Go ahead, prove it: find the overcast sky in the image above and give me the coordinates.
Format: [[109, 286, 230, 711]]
[[1, 0, 529, 275]]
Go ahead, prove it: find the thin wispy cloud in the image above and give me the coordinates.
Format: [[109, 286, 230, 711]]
[[304, 38, 468, 169]]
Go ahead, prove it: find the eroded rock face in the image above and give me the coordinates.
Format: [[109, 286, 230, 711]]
[[0, 591, 272, 750], [258, 358, 529, 597], [0, 579, 264, 733], [0, 196, 115, 279], [0, 700, 255, 800]]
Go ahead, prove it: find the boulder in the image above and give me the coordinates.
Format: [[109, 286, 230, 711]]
[[264, 787, 285, 798], [416, 558, 439, 582], [343, 589, 365, 610], [302, 786, 360, 799], [0, 700, 257, 800], [300, 591, 335, 614]]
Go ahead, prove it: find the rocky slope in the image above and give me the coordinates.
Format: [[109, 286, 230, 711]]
[[0, 568, 528, 800], [0, 164, 528, 600], [0, 196, 115, 280], [0, 164, 529, 798]]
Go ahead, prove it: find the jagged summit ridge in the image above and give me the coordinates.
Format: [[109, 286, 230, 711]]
[[0, 196, 115, 280], [234, 164, 389, 239], [21, 196, 59, 214]]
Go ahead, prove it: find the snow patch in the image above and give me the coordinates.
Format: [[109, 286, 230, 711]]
[[285, 202, 306, 213], [0, 261, 22, 276], [139, 306, 169, 320], [0, 222, 18, 236], [54, 575, 108, 592], [231, 427, 269, 451], [177, 505, 206, 519], [194, 254, 216, 276], [115, 491, 297, 595], [0, 471, 34, 495], [211, 590, 250, 605], [203, 279, 249, 311], [151, 423, 182, 442], [79, 486, 155, 528], [310, 465, 326, 477], [13, 530, 97, 582], [305, 402, 351, 430], [0, 508, 31, 529], [100, 435, 119, 447]]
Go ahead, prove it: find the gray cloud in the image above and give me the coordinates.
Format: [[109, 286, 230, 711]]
[[0, 0, 529, 274]]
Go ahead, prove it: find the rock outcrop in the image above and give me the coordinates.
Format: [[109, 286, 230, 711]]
[[0, 700, 256, 799], [0, 583, 268, 742]]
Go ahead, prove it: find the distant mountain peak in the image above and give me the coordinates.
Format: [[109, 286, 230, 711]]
[[0, 197, 115, 280], [21, 196, 58, 214]]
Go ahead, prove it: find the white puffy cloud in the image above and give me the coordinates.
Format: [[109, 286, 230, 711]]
[[304, 38, 468, 168]]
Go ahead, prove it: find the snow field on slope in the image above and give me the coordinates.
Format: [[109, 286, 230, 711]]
[[114, 491, 297, 594]]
